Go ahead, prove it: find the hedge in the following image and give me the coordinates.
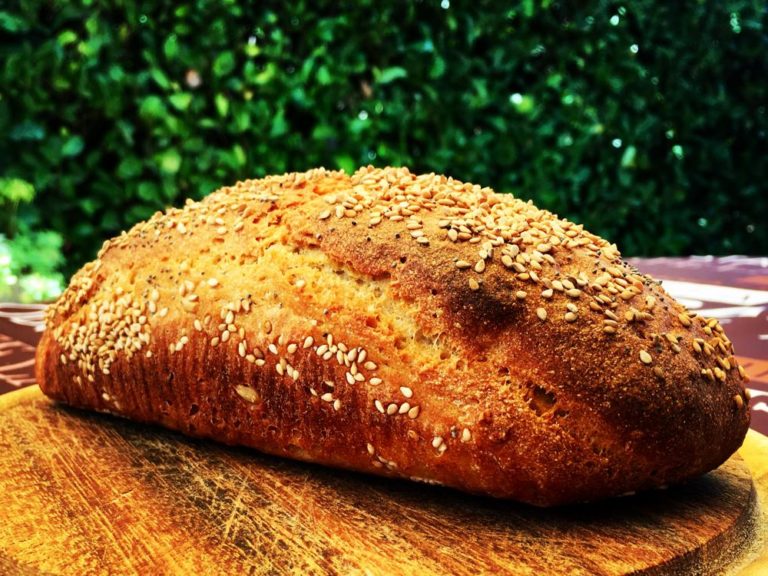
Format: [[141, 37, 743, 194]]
[[1, 0, 766, 282]]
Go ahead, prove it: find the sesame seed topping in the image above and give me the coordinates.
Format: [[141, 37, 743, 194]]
[[408, 405, 420, 418], [235, 385, 259, 403], [369, 377, 382, 385], [374, 400, 385, 413], [268, 343, 278, 354], [455, 260, 471, 269], [536, 308, 547, 321], [432, 436, 444, 449], [564, 311, 577, 323], [367, 443, 375, 455], [541, 289, 553, 299], [400, 386, 413, 398], [319, 209, 331, 220], [734, 394, 744, 409], [287, 343, 298, 354], [468, 278, 480, 291], [474, 260, 486, 273], [639, 350, 653, 364], [303, 336, 314, 349], [515, 290, 527, 300], [461, 428, 472, 442]]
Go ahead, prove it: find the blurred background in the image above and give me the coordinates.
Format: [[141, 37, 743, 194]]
[[1, 0, 766, 302]]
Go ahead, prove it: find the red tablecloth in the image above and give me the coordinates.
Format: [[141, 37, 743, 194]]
[[2, 256, 767, 433]]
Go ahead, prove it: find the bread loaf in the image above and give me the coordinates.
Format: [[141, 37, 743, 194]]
[[35, 167, 750, 506]]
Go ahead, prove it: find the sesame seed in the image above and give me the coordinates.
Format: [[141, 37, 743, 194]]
[[400, 386, 413, 398], [236, 385, 259, 403], [432, 436, 444, 449], [386, 403, 398, 415], [364, 361, 378, 371], [369, 377, 382, 385], [678, 313, 692, 327], [319, 210, 331, 220], [408, 406, 420, 418], [734, 394, 744, 408], [469, 278, 480, 291], [321, 392, 333, 402], [515, 290, 527, 300], [566, 288, 582, 298], [210, 337, 220, 347], [541, 289, 553, 299], [416, 236, 429, 245], [566, 302, 578, 313], [474, 260, 486, 273], [346, 372, 355, 385], [194, 319, 203, 331], [367, 443, 375, 455], [303, 336, 314, 349], [536, 308, 547, 321], [275, 363, 284, 376], [398, 402, 410, 414], [287, 343, 298, 354], [461, 428, 472, 442], [374, 400, 385, 413], [564, 312, 577, 322], [455, 260, 471, 269], [639, 350, 652, 364], [150, 289, 160, 302], [333, 399, 341, 411]]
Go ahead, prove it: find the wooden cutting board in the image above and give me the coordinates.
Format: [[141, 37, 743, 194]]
[[1, 386, 766, 576]]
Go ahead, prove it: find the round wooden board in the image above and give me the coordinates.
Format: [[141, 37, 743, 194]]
[[0, 386, 766, 576]]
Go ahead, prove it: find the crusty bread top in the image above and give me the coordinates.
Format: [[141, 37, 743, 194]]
[[42, 166, 750, 503]]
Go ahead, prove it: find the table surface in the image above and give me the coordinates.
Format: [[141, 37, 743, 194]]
[[2, 256, 767, 434]]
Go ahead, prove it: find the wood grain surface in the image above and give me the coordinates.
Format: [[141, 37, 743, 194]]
[[0, 386, 766, 576]]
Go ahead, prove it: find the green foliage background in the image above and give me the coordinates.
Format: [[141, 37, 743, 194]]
[[1, 0, 766, 285]]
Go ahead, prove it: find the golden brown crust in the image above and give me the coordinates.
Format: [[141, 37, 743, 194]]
[[35, 167, 750, 506]]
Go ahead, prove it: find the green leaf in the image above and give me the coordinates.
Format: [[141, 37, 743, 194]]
[[61, 136, 85, 157], [139, 95, 167, 120], [150, 68, 171, 90], [376, 67, 407, 84], [169, 92, 193, 111], [164, 35, 179, 60], [316, 66, 332, 85], [57, 30, 78, 46], [157, 149, 182, 174], [116, 157, 143, 179], [0, 11, 29, 33], [269, 109, 288, 137], [137, 181, 160, 202], [0, 178, 35, 203], [10, 121, 45, 141], [215, 93, 229, 117], [213, 51, 235, 76], [621, 145, 637, 168], [335, 154, 356, 174]]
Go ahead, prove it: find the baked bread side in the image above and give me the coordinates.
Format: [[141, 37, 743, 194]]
[[36, 167, 750, 506]]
